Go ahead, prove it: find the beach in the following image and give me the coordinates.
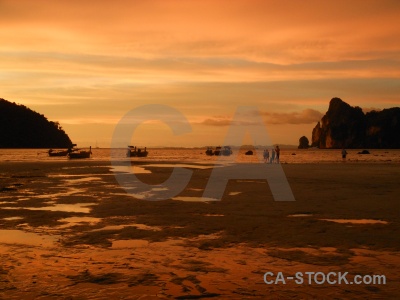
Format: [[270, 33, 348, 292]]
[[1, 160, 399, 299]]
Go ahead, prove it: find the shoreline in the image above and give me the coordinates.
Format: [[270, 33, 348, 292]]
[[1, 148, 400, 164], [1, 160, 399, 298]]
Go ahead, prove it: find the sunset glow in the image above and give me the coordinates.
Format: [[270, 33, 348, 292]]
[[1, 0, 400, 146]]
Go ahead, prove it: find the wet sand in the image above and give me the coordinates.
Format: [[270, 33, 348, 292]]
[[0, 160, 399, 299]]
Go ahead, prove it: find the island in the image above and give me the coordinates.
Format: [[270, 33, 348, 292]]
[[0, 98, 73, 148], [308, 98, 400, 149]]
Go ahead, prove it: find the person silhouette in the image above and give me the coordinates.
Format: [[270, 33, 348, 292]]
[[341, 147, 348, 161], [263, 149, 270, 163], [275, 145, 280, 163], [270, 148, 275, 163]]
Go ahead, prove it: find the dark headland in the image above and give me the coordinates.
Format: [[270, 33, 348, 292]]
[[0, 98, 72, 148], [303, 98, 400, 149]]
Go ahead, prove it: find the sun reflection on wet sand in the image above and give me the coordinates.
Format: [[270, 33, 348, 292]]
[[204, 214, 225, 217], [1, 160, 400, 298], [63, 177, 102, 184], [143, 163, 215, 169], [172, 196, 218, 202], [2, 216, 24, 221], [228, 191, 242, 196], [288, 214, 313, 217], [111, 239, 149, 249], [1, 203, 96, 213], [92, 223, 163, 232], [321, 219, 388, 224], [32, 187, 87, 198], [111, 165, 152, 174], [57, 217, 102, 228], [0, 229, 58, 247]]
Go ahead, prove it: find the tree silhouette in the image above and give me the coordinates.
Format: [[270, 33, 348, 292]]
[[0, 98, 73, 148]]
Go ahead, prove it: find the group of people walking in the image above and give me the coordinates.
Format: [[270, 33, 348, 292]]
[[263, 145, 280, 163]]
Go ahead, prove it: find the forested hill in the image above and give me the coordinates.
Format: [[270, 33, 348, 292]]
[[0, 98, 73, 148]]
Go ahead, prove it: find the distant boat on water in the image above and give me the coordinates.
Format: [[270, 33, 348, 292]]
[[221, 146, 233, 156], [48, 149, 70, 157], [205, 147, 214, 156], [127, 146, 148, 157], [48, 143, 77, 157], [68, 146, 92, 159], [205, 146, 232, 156]]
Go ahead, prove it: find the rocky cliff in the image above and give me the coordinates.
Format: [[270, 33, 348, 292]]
[[0, 98, 73, 148], [298, 136, 310, 149], [311, 98, 400, 149]]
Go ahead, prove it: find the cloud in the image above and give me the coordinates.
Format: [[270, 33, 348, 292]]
[[1, 0, 400, 64], [199, 117, 262, 127], [200, 118, 232, 127], [1, 0, 400, 146], [261, 109, 324, 125], [199, 109, 324, 127]]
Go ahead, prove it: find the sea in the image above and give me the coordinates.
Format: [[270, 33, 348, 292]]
[[0, 148, 399, 164]]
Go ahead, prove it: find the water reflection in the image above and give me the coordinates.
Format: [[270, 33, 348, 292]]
[[2, 203, 96, 213], [320, 219, 388, 225], [111, 165, 152, 174], [33, 187, 87, 199], [2, 216, 24, 221], [288, 214, 313, 217], [57, 216, 101, 228], [228, 192, 242, 196], [111, 239, 149, 249], [172, 196, 218, 202], [0, 229, 58, 247], [92, 223, 162, 232]]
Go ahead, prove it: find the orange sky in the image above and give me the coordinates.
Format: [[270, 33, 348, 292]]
[[1, 0, 400, 147]]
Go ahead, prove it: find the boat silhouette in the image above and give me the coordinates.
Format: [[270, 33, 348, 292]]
[[127, 146, 148, 157]]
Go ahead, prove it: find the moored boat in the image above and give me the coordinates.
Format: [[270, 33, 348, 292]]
[[68, 146, 92, 159], [127, 146, 148, 157], [221, 146, 233, 156], [48, 149, 70, 157], [205, 147, 214, 156], [205, 146, 233, 156], [48, 144, 76, 157], [213, 146, 222, 156]]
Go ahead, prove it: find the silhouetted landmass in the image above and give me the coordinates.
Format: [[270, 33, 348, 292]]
[[0, 98, 73, 148], [310, 98, 400, 149], [298, 136, 310, 149]]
